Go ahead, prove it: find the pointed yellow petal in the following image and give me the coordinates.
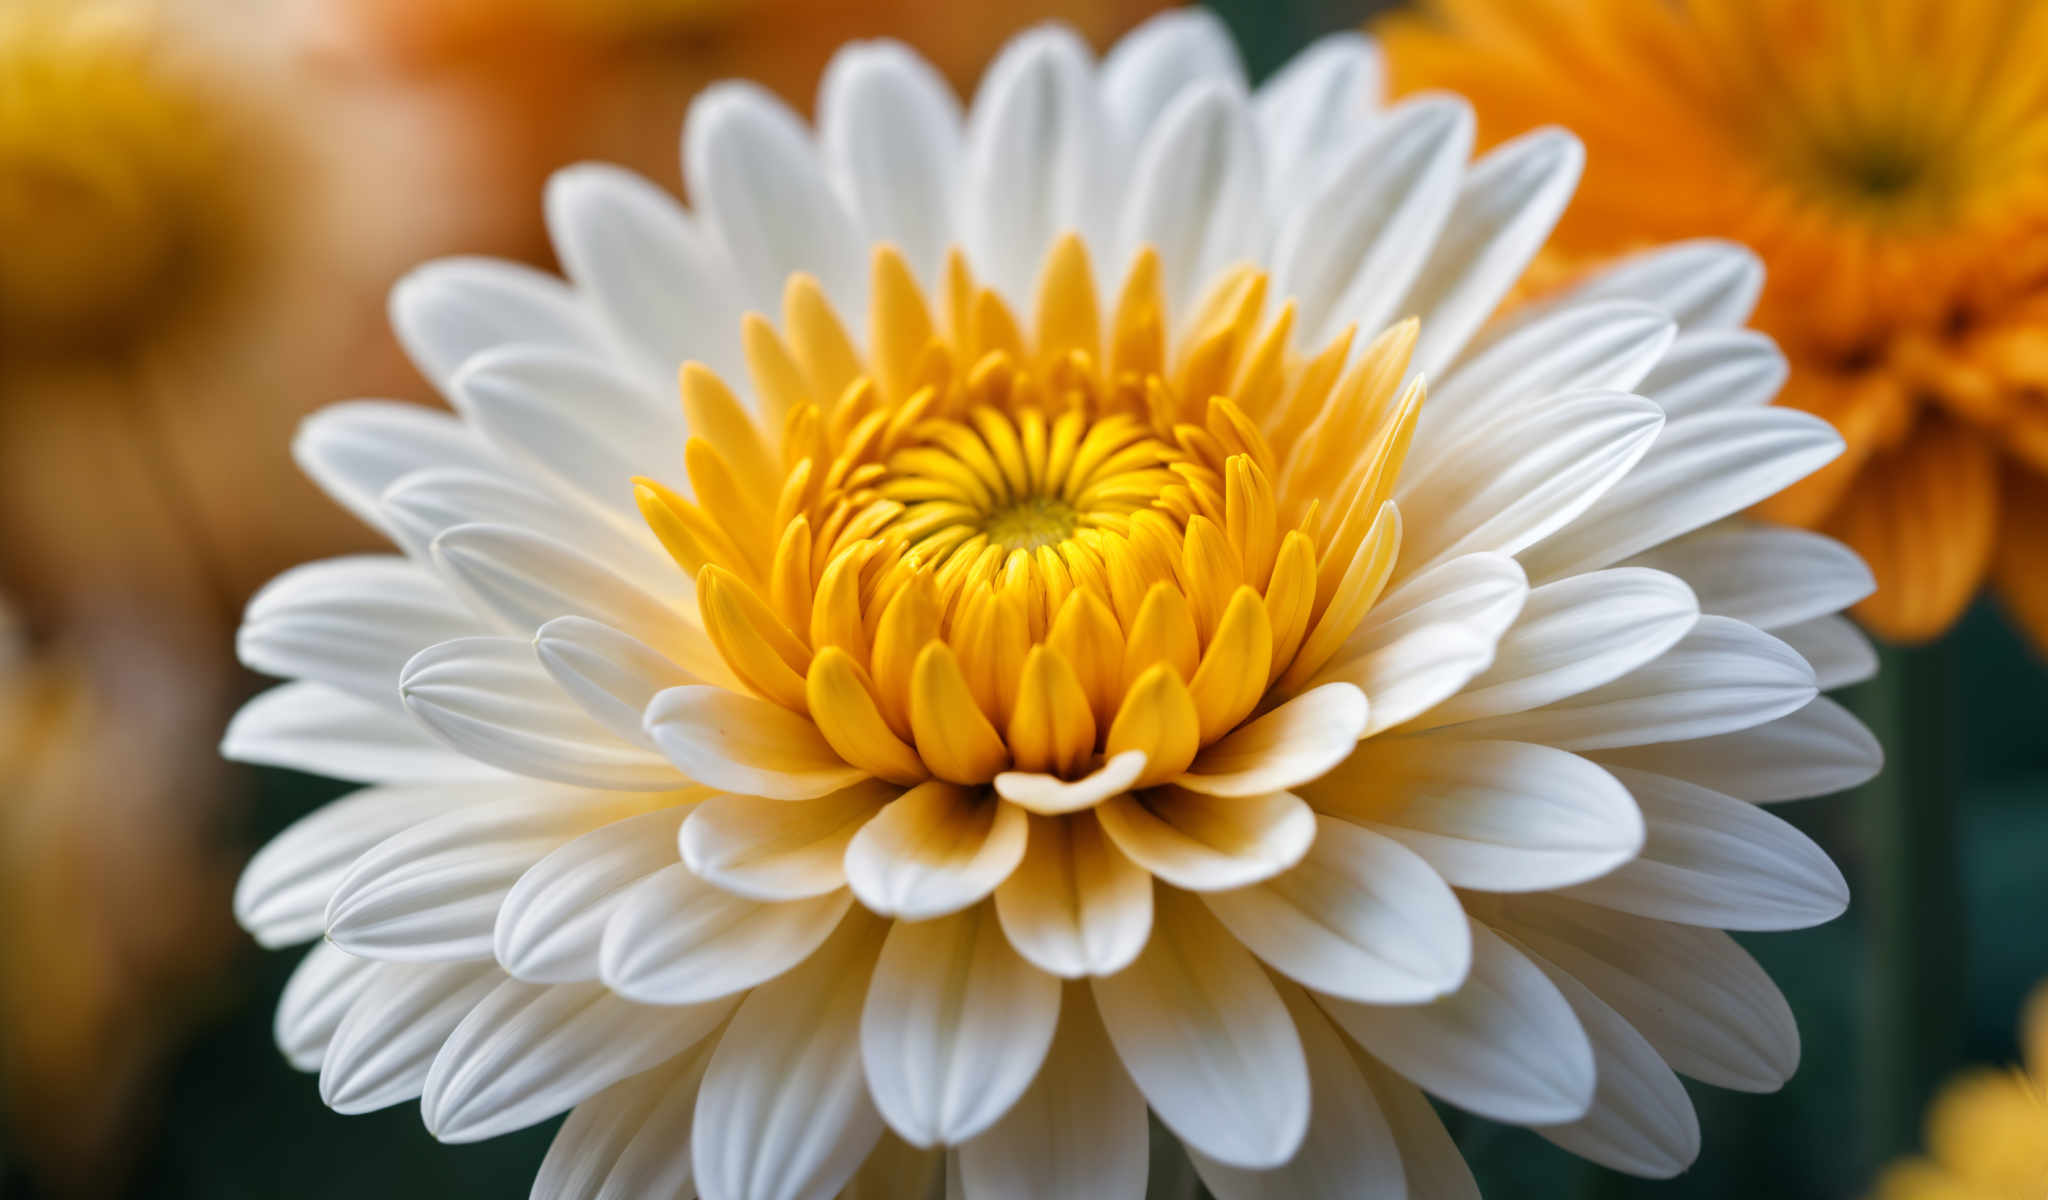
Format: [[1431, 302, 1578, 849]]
[[1224, 456, 1278, 590], [807, 647, 928, 785], [636, 478, 746, 581], [1180, 515, 1243, 643], [910, 642, 1010, 784], [680, 363, 776, 487], [1008, 646, 1099, 775], [699, 564, 811, 711], [973, 287, 1026, 362], [1109, 247, 1166, 380], [784, 273, 865, 404], [1263, 530, 1317, 686], [1122, 581, 1200, 692], [1035, 233, 1100, 367], [742, 313, 812, 434], [1105, 663, 1200, 788], [870, 246, 935, 401], [870, 572, 939, 739], [1047, 588, 1125, 727], [768, 516, 813, 634], [1280, 501, 1402, 695], [810, 548, 871, 665], [684, 438, 773, 578], [1187, 586, 1273, 743]]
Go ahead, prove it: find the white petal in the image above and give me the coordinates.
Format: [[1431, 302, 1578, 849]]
[[844, 782, 1028, 920], [1776, 614, 1878, 689], [223, 681, 502, 783], [1637, 329, 1787, 420], [319, 961, 499, 1114], [960, 27, 1111, 304], [1276, 95, 1470, 350], [1189, 982, 1405, 1200], [684, 82, 864, 319], [325, 787, 630, 961], [1118, 81, 1263, 316], [275, 942, 380, 1071], [862, 904, 1061, 1146], [1400, 128, 1584, 376], [380, 468, 672, 595], [1624, 521, 1873, 631], [452, 346, 686, 518], [1100, 9, 1245, 143], [1454, 615, 1817, 750], [1478, 892, 1800, 1091], [239, 555, 475, 710], [818, 40, 962, 284], [1341, 550, 1528, 660], [1095, 787, 1314, 892], [1351, 1052, 1481, 1200], [1315, 623, 1496, 737], [1394, 391, 1663, 573], [532, 1044, 713, 1200], [645, 685, 868, 801], [1204, 815, 1470, 1004], [1177, 684, 1368, 796], [1092, 890, 1309, 1169], [536, 616, 705, 747], [1522, 943, 1701, 1179], [1556, 240, 1764, 332], [389, 258, 606, 392], [993, 812, 1153, 979], [1320, 920, 1595, 1124], [423, 978, 735, 1143], [1255, 32, 1383, 224], [993, 749, 1146, 814], [1561, 767, 1848, 931], [600, 862, 851, 1004], [958, 983, 1148, 1200], [1312, 738, 1644, 893], [1520, 408, 1846, 580], [401, 637, 683, 790], [544, 162, 744, 384], [293, 401, 503, 538], [693, 911, 889, 1200], [494, 807, 693, 983], [237, 783, 485, 948], [680, 782, 893, 901], [1590, 696, 1881, 803], [1411, 568, 1700, 728]]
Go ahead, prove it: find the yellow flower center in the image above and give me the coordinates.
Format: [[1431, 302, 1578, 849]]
[[637, 235, 1422, 791]]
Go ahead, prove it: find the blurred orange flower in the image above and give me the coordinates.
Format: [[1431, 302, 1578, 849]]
[[1870, 982, 2048, 1199], [1380, 0, 2048, 649]]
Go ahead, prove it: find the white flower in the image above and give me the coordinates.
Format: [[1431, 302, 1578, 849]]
[[229, 10, 1882, 1197]]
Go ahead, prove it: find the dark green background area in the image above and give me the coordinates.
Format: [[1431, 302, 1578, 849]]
[[20, 2, 2048, 1197]]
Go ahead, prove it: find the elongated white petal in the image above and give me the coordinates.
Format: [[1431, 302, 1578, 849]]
[[993, 750, 1145, 815], [1120, 81, 1263, 316], [1342, 551, 1528, 660], [1312, 738, 1643, 893], [453, 347, 686, 517], [381, 468, 672, 593], [680, 782, 893, 901], [1521, 408, 1845, 580], [1100, 9, 1244, 144], [1351, 1051, 1481, 1200], [685, 82, 864, 318], [844, 782, 1028, 919], [423, 978, 735, 1144], [1637, 330, 1786, 419], [238, 555, 475, 710], [536, 616, 703, 746], [1412, 568, 1699, 728], [1395, 391, 1663, 573], [1590, 696, 1881, 803], [601, 863, 851, 1004], [1478, 892, 1800, 1091], [645, 685, 868, 801], [958, 983, 1148, 1200], [1178, 684, 1367, 797], [861, 905, 1061, 1146], [1562, 768, 1847, 930], [693, 912, 889, 1200], [495, 807, 693, 983], [544, 162, 744, 384], [320, 961, 500, 1114], [401, 638, 683, 790], [223, 681, 503, 783], [1456, 615, 1818, 750], [1625, 522, 1873, 631], [1401, 128, 1584, 375], [276, 942, 380, 1071], [430, 524, 700, 665], [993, 812, 1153, 979], [1776, 615, 1878, 689], [1523, 943, 1701, 1179], [532, 1043, 713, 1200], [1316, 623, 1496, 736], [818, 40, 962, 284], [1420, 302, 1671, 452], [237, 783, 486, 948], [1254, 31, 1382, 214], [960, 27, 1110, 303], [293, 400, 505, 538], [1092, 891, 1309, 1170], [1555, 239, 1764, 332], [1189, 982, 1404, 1200], [390, 258, 607, 392], [1322, 920, 1595, 1124], [325, 788, 631, 961], [1204, 816, 1470, 1004], [1096, 787, 1314, 892]]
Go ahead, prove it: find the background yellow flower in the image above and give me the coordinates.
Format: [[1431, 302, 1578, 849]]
[[1871, 982, 2048, 1200]]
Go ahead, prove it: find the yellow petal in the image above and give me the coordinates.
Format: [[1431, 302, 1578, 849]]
[[684, 438, 773, 578], [1225, 455, 1279, 589], [1110, 247, 1166, 380], [1105, 664, 1201, 788], [1187, 586, 1273, 742], [870, 572, 939, 739], [680, 363, 776, 487], [698, 563, 811, 711], [1264, 531, 1318, 686], [742, 313, 812, 434], [910, 642, 1010, 784], [767, 516, 813, 635], [1007, 646, 1099, 775], [1035, 232, 1100, 367], [1047, 588, 1125, 727], [870, 246, 935, 401], [1181, 515, 1243, 642], [807, 647, 928, 785], [1280, 501, 1402, 695], [784, 273, 864, 404], [1122, 581, 1200, 693]]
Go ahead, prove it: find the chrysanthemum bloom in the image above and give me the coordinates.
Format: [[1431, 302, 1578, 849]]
[[1872, 983, 2048, 1200], [1379, 0, 2048, 650], [228, 11, 1884, 1195]]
